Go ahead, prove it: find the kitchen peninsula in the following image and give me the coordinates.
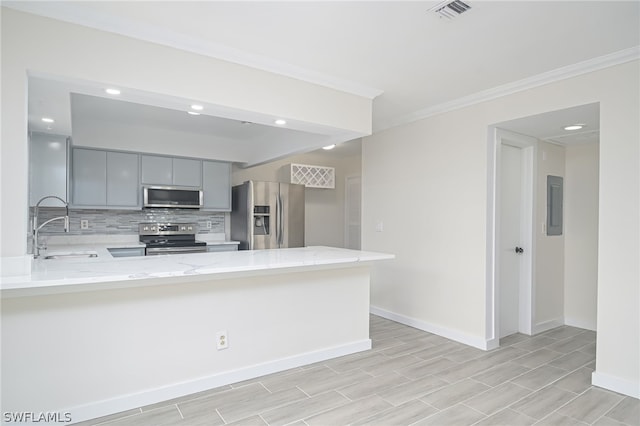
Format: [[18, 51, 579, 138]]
[[1, 246, 393, 424]]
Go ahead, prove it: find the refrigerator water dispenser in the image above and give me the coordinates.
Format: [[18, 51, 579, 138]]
[[253, 205, 270, 235]]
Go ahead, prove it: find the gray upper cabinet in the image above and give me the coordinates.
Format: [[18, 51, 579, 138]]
[[72, 148, 140, 209], [29, 132, 69, 206], [72, 148, 107, 206], [173, 158, 202, 187], [141, 155, 202, 187], [69, 150, 227, 210], [141, 155, 172, 185], [107, 152, 140, 207], [202, 160, 231, 211]]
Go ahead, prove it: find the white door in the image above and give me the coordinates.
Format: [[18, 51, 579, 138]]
[[499, 144, 523, 338]]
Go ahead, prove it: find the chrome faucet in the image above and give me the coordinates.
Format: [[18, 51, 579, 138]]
[[32, 195, 70, 258]]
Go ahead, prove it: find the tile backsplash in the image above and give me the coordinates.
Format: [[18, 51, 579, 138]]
[[31, 207, 226, 236]]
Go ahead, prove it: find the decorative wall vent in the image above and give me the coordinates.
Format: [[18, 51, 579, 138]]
[[289, 163, 335, 189], [429, 0, 471, 19]]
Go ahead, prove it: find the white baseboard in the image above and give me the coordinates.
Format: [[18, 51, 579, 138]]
[[67, 339, 371, 425], [370, 306, 491, 350], [484, 337, 500, 350], [592, 371, 640, 399], [533, 317, 565, 335], [564, 317, 597, 332]]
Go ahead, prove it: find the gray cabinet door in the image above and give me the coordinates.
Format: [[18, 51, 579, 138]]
[[108, 247, 145, 257], [173, 158, 202, 187], [72, 149, 107, 206], [29, 132, 68, 206], [141, 155, 201, 187], [107, 152, 139, 207], [202, 161, 231, 211], [206, 244, 238, 252], [141, 155, 172, 185]]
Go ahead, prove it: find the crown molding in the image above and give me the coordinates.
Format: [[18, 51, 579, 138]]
[[375, 46, 640, 132], [3, 3, 384, 100]]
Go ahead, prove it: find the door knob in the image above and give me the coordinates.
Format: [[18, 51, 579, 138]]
[[515, 247, 524, 254]]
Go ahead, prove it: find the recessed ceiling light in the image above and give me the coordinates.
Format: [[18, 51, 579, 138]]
[[41, 117, 54, 123], [190, 104, 204, 111], [564, 124, 585, 131], [322, 144, 336, 150], [105, 88, 121, 95], [275, 119, 287, 126], [187, 111, 200, 116]]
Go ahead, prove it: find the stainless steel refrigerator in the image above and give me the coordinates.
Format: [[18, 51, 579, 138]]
[[231, 181, 305, 250]]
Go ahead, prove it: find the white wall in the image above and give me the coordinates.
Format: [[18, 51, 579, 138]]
[[0, 8, 371, 269], [362, 61, 639, 397], [364, 109, 489, 345], [564, 143, 599, 331], [535, 141, 565, 332], [232, 143, 362, 248], [592, 67, 639, 397], [2, 266, 371, 422]]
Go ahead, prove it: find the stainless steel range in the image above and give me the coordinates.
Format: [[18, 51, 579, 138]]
[[139, 223, 207, 256]]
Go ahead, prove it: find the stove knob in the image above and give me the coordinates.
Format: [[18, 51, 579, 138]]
[[187, 226, 193, 231], [181, 226, 186, 231]]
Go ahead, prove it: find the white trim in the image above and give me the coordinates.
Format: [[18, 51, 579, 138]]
[[376, 46, 640, 132], [62, 339, 371, 424], [3, 2, 383, 100], [488, 129, 537, 344], [592, 371, 640, 399], [344, 174, 362, 250], [370, 305, 492, 350], [533, 317, 565, 335], [485, 127, 499, 344], [518, 145, 535, 336], [564, 316, 596, 332]]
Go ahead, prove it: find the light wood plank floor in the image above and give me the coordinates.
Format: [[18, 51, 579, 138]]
[[78, 315, 639, 426]]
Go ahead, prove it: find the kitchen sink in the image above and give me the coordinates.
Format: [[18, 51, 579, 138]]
[[44, 251, 98, 260]]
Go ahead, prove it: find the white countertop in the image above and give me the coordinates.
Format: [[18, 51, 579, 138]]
[[1, 246, 394, 298]]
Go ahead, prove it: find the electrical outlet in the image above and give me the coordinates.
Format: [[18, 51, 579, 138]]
[[216, 331, 228, 350], [80, 220, 89, 230], [207, 221, 212, 229], [375, 221, 384, 232]]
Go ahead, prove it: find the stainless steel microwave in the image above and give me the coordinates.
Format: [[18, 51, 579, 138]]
[[143, 186, 203, 209]]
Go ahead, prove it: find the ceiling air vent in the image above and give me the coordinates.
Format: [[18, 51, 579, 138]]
[[429, 0, 471, 19]]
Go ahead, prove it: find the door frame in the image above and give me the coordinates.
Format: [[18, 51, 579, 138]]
[[486, 127, 537, 349], [344, 174, 362, 249]]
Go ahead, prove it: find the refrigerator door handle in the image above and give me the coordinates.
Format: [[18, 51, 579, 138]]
[[248, 181, 254, 250], [277, 193, 284, 247]]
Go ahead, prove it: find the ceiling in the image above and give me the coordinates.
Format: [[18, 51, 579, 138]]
[[13, 1, 639, 161], [27, 74, 358, 165], [497, 103, 600, 145]]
